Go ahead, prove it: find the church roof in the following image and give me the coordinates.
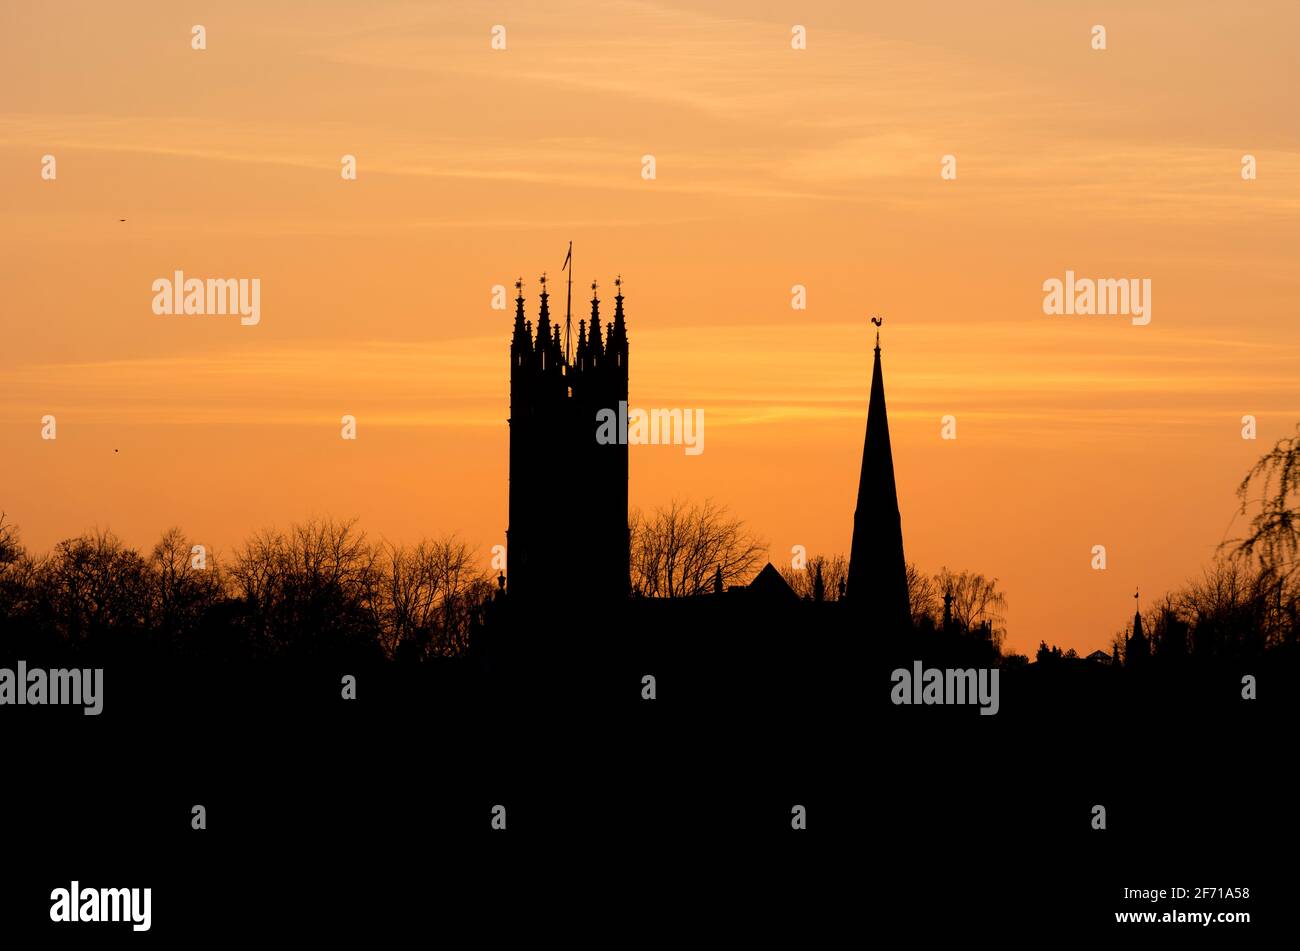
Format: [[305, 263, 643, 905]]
[[747, 562, 799, 602]]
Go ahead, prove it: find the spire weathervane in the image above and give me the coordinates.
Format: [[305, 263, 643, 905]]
[[870, 315, 883, 350]]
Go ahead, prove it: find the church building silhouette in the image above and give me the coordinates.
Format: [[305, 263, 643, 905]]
[[503, 260, 909, 634]]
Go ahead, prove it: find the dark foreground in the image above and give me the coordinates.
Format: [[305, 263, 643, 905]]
[[1, 613, 1294, 943]]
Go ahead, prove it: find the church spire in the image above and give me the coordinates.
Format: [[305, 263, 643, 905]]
[[846, 317, 909, 631]]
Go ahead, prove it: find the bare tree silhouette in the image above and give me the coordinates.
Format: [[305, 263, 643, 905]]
[[149, 527, 225, 648], [629, 499, 766, 598], [32, 528, 152, 646], [1178, 558, 1292, 656], [905, 562, 940, 625], [0, 512, 19, 567], [781, 553, 848, 602], [382, 537, 493, 660], [229, 517, 383, 658], [0, 513, 37, 628], [936, 568, 1008, 645], [1227, 422, 1300, 583]]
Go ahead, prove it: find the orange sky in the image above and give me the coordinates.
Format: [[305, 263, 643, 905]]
[[2, 1, 1298, 654]]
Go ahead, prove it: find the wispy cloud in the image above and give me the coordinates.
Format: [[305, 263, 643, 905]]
[[6, 323, 1296, 436]]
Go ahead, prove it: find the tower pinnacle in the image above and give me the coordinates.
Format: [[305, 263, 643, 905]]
[[609, 275, 627, 347], [513, 278, 526, 330], [536, 273, 551, 350]]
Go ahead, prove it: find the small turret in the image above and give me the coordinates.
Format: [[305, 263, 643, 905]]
[[588, 281, 603, 365], [511, 278, 531, 362], [607, 275, 628, 363], [1125, 589, 1149, 667], [536, 273, 552, 366]]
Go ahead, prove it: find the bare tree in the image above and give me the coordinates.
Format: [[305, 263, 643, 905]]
[[780, 553, 848, 601], [34, 528, 151, 643], [1226, 422, 1300, 582], [0, 512, 38, 622], [230, 517, 382, 656], [630, 499, 766, 598], [0, 512, 20, 568], [936, 567, 1007, 647], [906, 562, 940, 626], [1175, 557, 1291, 655], [381, 537, 491, 659], [148, 527, 225, 645]]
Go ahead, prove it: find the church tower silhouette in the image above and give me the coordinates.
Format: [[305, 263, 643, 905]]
[[846, 322, 910, 631], [507, 273, 630, 604]]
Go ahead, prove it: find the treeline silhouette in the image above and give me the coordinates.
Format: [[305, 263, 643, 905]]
[[781, 556, 1009, 666], [0, 516, 493, 664], [0, 501, 771, 665], [1030, 552, 1300, 666], [1041, 424, 1300, 670], [2, 425, 1297, 673], [1106, 556, 1299, 663]]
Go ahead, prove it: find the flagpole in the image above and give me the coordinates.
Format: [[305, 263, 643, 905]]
[[564, 241, 573, 367]]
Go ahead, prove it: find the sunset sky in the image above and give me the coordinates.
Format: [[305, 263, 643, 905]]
[[2, 1, 1298, 654]]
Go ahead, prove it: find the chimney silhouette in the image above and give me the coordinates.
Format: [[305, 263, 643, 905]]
[[846, 324, 910, 631]]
